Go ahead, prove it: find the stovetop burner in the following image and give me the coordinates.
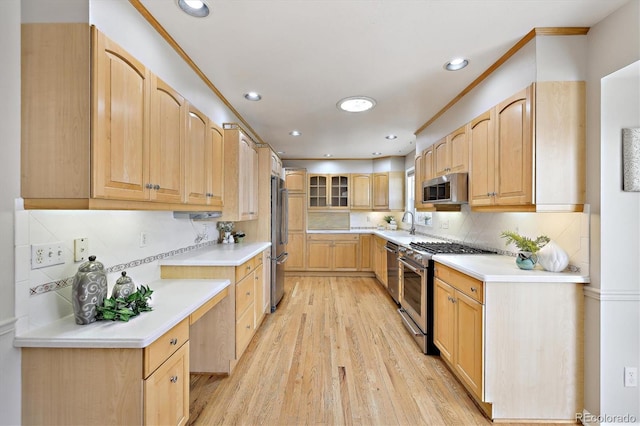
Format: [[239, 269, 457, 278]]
[[409, 242, 495, 255]]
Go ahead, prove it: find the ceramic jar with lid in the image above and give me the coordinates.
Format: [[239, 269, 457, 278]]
[[112, 271, 136, 299], [71, 255, 107, 325]]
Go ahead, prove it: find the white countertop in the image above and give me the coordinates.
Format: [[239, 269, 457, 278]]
[[14, 279, 231, 349], [159, 241, 271, 266], [434, 254, 590, 283]]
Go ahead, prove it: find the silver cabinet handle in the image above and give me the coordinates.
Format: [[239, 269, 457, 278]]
[[470, 287, 477, 292], [246, 291, 251, 296], [146, 183, 153, 189], [169, 338, 178, 345], [170, 376, 178, 383]]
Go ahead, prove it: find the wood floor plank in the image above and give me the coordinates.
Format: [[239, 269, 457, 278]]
[[188, 276, 563, 425]]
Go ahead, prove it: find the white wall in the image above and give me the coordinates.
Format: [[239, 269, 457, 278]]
[[583, 1, 640, 422], [0, 0, 22, 423]]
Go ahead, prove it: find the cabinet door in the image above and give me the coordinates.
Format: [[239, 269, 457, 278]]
[[434, 278, 455, 363], [359, 235, 372, 271], [285, 233, 306, 270], [333, 240, 358, 271], [308, 175, 328, 208], [414, 153, 423, 208], [149, 75, 185, 204], [184, 105, 210, 205], [254, 260, 264, 327], [306, 240, 332, 270], [285, 169, 306, 193], [495, 86, 533, 206], [207, 123, 224, 207], [455, 291, 484, 399], [373, 173, 389, 210], [144, 342, 189, 426], [330, 175, 349, 208], [93, 30, 150, 201], [433, 138, 449, 177], [423, 146, 434, 181], [288, 193, 306, 233], [350, 174, 372, 209], [239, 135, 258, 218], [469, 110, 495, 207], [448, 125, 468, 173]]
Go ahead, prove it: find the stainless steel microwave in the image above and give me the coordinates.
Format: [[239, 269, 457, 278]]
[[422, 172, 468, 204]]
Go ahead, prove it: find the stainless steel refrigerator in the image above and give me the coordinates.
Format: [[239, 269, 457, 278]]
[[270, 176, 288, 312]]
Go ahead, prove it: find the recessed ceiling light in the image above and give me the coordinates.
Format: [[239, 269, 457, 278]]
[[289, 130, 302, 136], [177, 0, 210, 17], [444, 57, 469, 71], [385, 134, 398, 140], [244, 92, 262, 101], [324, 154, 333, 157], [337, 96, 376, 113], [372, 152, 382, 156]]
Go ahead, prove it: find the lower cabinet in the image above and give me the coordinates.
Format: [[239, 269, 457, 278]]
[[433, 262, 584, 421], [285, 232, 306, 270], [234, 254, 263, 356], [22, 319, 191, 426], [305, 234, 359, 271], [373, 235, 388, 286]]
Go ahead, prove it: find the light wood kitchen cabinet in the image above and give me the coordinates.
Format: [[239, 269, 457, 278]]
[[21, 24, 224, 211], [306, 234, 359, 271], [208, 122, 225, 207], [149, 76, 185, 204], [235, 254, 263, 356], [359, 234, 372, 271], [92, 28, 151, 202], [350, 173, 372, 209], [433, 261, 584, 421], [469, 82, 585, 212], [423, 146, 435, 181], [287, 193, 306, 233], [223, 126, 259, 220], [285, 233, 306, 271], [271, 151, 283, 177], [434, 126, 468, 177], [285, 168, 307, 193], [184, 104, 210, 205], [433, 137, 449, 177], [414, 152, 423, 209], [373, 236, 388, 287], [308, 174, 350, 209], [373, 172, 405, 211]]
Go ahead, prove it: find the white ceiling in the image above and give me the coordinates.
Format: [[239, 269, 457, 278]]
[[139, 0, 627, 160]]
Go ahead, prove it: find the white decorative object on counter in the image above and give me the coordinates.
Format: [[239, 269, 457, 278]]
[[536, 240, 569, 272], [389, 219, 397, 230]]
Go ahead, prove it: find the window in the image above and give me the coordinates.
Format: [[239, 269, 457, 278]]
[[406, 168, 415, 213]]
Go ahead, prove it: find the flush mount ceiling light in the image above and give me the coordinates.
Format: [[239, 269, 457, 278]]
[[372, 152, 382, 156], [444, 57, 469, 71], [289, 130, 302, 136], [177, 0, 210, 17], [244, 92, 262, 101], [337, 96, 376, 113], [324, 154, 333, 157], [385, 134, 398, 140]]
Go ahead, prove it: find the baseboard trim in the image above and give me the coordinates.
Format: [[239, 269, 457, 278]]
[[583, 287, 640, 301]]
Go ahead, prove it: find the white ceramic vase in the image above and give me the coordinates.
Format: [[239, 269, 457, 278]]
[[536, 240, 569, 272]]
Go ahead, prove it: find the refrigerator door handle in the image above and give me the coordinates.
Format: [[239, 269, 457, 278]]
[[276, 252, 288, 264], [281, 188, 289, 245]]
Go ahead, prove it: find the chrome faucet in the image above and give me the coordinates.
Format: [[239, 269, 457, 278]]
[[402, 211, 416, 235]]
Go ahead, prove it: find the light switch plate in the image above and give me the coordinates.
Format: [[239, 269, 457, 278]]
[[74, 238, 89, 262], [31, 242, 64, 269]]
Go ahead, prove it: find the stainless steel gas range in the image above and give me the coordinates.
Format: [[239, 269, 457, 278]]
[[398, 241, 495, 355]]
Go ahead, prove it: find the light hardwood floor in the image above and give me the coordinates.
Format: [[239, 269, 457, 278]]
[[188, 277, 561, 425]]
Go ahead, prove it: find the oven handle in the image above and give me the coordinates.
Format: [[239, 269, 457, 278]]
[[398, 308, 422, 336], [399, 257, 425, 275], [384, 245, 397, 254]]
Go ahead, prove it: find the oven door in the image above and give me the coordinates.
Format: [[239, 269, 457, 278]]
[[399, 257, 427, 333]]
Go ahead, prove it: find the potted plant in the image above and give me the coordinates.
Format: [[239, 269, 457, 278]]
[[383, 215, 397, 230], [500, 231, 550, 270]]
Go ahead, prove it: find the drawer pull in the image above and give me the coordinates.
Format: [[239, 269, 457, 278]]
[[170, 376, 178, 383], [169, 338, 178, 345], [246, 291, 251, 296], [470, 287, 477, 292], [246, 325, 251, 329], [246, 265, 251, 270]]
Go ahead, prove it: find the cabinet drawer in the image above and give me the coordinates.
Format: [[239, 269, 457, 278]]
[[307, 233, 359, 241], [236, 272, 254, 318], [236, 303, 255, 355], [435, 264, 484, 303], [235, 256, 257, 280], [144, 318, 189, 379]]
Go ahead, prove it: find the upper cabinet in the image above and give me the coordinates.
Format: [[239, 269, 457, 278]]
[[308, 174, 349, 209], [469, 82, 585, 212], [434, 125, 468, 177], [223, 126, 258, 220], [284, 169, 306, 193], [350, 174, 372, 210], [373, 172, 405, 211], [21, 24, 226, 211]]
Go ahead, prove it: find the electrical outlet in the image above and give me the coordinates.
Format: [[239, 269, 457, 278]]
[[140, 232, 148, 248], [74, 238, 89, 262], [31, 242, 64, 269], [625, 367, 638, 387], [442, 219, 449, 229]]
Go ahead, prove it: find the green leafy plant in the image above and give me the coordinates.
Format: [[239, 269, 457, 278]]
[[500, 231, 550, 253], [383, 215, 394, 223], [96, 285, 154, 322]]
